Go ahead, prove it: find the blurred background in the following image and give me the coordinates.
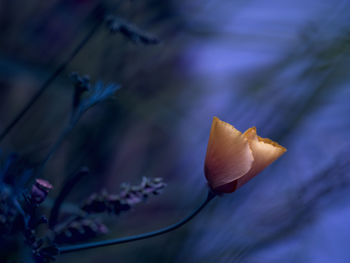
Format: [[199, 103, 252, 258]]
[[1, 0, 350, 262]]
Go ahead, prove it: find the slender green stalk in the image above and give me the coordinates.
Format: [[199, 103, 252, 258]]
[[59, 190, 216, 254], [49, 167, 89, 229], [42, 124, 73, 168], [38, 109, 82, 175], [0, 9, 103, 144]]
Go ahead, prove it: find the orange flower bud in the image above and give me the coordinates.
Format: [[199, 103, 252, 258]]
[[204, 117, 286, 193]]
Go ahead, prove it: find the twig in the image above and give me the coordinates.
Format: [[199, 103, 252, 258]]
[[49, 168, 89, 229], [0, 5, 105, 144]]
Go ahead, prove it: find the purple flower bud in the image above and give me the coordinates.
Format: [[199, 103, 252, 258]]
[[30, 179, 53, 205], [35, 179, 53, 191]]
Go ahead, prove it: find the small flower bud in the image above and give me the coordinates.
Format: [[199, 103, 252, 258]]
[[30, 179, 53, 205], [205, 117, 286, 193]]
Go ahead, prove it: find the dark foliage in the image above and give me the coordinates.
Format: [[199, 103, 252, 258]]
[[0, 150, 165, 262]]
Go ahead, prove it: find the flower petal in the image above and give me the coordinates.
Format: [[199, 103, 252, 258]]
[[204, 117, 254, 192], [236, 127, 287, 188]]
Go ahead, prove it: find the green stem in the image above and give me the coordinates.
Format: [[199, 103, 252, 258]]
[[59, 190, 216, 254], [0, 7, 103, 144], [38, 110, 81, 175], [49, 167, 89, 229], [43, 124, 73, 166]]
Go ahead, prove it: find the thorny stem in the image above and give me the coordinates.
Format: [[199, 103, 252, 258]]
[[0, 6, 104, 144], [59, 190, 216, 254]]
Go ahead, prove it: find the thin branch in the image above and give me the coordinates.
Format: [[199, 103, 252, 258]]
[[0, 5, 105, 143], [59, 190, 216, 254], [49, 167, 89, 229], [39, 123, 74, 173]]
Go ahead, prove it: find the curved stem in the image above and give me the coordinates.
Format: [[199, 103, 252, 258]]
[[59, 190, 216, 254]]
